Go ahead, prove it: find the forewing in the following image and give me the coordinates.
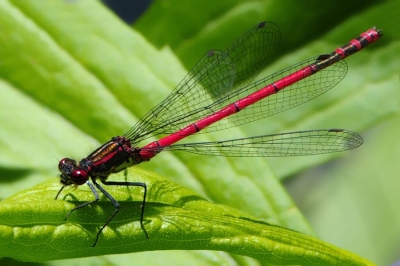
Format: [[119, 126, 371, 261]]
[[125, 22, 281, 144]]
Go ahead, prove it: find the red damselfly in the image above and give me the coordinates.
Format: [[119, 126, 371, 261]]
[[55, 21, 382, 247]]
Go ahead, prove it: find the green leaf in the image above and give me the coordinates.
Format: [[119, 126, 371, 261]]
[[0, 169, 374, 265], [0, 0, 399, 265]]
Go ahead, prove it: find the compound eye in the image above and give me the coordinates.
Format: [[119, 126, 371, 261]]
[[58, 158, 77, 172], [71, 169, 88, 185]]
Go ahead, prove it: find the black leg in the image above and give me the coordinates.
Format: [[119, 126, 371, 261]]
[[90, 178, 148, 247], [100, 179, 148, 238], [64, 181, 100, 220], [54, 185, 66, 200]]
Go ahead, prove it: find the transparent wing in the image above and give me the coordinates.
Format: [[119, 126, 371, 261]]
[[125, 21, 281, 144], [125, 22, 347, 147], [149, 129, 362, 157]]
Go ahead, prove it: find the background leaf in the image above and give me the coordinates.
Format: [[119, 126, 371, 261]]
[[0, 0, 399, 265]]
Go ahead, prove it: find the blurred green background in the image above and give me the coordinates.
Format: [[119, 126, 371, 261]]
[[0, 0, 399, 265]]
